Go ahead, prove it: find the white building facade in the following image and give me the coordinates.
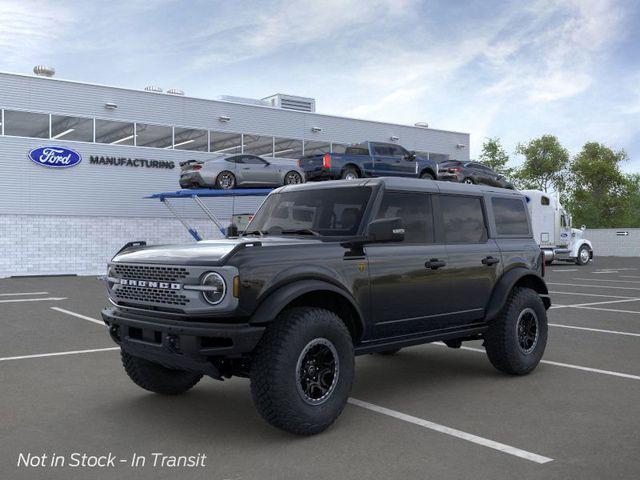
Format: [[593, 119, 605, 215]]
[[0, 71, 470, 277]]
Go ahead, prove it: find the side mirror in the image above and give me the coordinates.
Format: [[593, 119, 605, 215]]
[[404, 151, 416, 161], [226, 223, 239, 238], [366, 217, 404, 243], [581, 225, 586, 231]]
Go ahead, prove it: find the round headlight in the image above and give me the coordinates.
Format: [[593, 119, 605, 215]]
[[201, 272, 226, 305]]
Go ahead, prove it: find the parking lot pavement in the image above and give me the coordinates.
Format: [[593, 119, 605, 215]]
[[1, 258, 640, 480]]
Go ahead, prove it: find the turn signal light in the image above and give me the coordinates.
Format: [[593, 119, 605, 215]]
[[322, 153, 331, 168]]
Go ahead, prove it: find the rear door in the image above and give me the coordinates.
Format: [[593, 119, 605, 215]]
[[365, 190, 451, 338], [437, 194, 502, 325]]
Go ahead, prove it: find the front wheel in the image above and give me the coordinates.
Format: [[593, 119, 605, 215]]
[[250, 307, 354, 435], [216, 171, 236, 189], [121, 350, 202, 395], [484, 287, 547, 375], [284, 170, 303, 185], [576, 245, 591, 265]]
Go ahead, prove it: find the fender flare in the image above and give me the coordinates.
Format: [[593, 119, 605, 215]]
[[484, 267, 550, 322], [249, 278, 365, 334], [571, 239, 593, 258], [419, 167, 437, 179]]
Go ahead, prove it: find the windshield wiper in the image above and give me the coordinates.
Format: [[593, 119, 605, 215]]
[[241, 230, 266, 236], [279, 228, 321, 236]]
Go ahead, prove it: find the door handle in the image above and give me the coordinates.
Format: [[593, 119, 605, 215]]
[[425, 259, 446, 270], [482, 256, 500, 266]]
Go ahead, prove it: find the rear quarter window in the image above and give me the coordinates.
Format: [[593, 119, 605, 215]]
[[492, 197, 530, 236]]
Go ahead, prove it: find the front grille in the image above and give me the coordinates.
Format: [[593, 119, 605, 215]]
[[116, 285, 190, 306], [114, 264, 189, 282]]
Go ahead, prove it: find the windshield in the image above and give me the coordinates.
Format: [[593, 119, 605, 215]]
[[245, 187, 372, 237]]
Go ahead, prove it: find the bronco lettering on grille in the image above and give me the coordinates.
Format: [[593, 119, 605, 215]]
[[119, 279, 182, 290]]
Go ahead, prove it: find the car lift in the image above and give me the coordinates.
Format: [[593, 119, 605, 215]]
[[146, 188, 272, 241]]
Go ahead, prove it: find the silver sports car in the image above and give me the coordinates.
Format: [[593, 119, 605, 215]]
[[179, 154, 306, 189]]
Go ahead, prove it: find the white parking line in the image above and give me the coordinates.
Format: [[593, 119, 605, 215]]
[[592, 271, 619, 274], [448, 345, 640, 381], [549, 298, 640, 310], [348, 398, 553, 464], [0, 292, 49, 296], [549, 323, 640, 337], [0, 347, 119, 362], [549, 291, 637, 299], [571, 305, 640, 315], [51, 307, 105, 326], [620, 275, 640, 279], [550, 269, 578, 272], [573, 278, 640, 284], [547, 282, 640, 291], [0, 297, 67, 304]]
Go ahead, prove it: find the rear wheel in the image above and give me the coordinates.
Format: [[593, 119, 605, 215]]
[[576, 245, 591, 265], [284, 171, 303, 185], [121, 350, 202, 395], [484, 287, 547, 375], [216, 171, 236, 189], [463, 177, 475, 184], [420, 171, 435, 180], [250, 307, 354, 435], [341, 167, 359, 181]]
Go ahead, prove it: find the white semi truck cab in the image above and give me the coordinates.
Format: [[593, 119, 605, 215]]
[[521, 190, 594, 266]]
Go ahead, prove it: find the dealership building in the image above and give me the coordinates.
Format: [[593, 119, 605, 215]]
[[0, 69, 470, 278]]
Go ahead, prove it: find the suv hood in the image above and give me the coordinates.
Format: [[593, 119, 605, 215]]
[[112, 237, 323, 266]]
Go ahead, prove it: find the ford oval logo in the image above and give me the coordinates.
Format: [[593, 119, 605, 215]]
[[28, 146, 82, 168]]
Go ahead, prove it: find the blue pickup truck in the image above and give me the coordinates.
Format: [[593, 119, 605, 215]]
[[298, 141, 439, 181]]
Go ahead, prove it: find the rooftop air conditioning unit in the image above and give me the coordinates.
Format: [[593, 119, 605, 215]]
[[167, 88, 185, 96], [33, 65, 55, 77], [262, 94, 316, 112]]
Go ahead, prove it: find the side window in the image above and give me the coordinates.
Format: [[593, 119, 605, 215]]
[[541, 196, 550, 206], [440, 195, 488, 244], [492, 197, 530, 236], [375, 191, 434, 243], [388, 145, 407, 158], [373, 144, 391, 156], [243, 155, 267, 165], [225, 156, 243, 164]]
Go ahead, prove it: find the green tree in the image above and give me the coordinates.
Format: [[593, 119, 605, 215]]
[[478, 137, 513, 177], [565, 142, 638, 228], [514, 135, 569, 192]]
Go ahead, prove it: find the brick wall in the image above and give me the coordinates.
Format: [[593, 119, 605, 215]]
[[0, 215, 226, 278]]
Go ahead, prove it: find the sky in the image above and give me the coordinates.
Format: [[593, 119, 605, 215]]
[[1, 0, 639, 171]]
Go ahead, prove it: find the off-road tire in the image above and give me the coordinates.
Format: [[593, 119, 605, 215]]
[[341, 167, 360, 180], [420, 171, 435, 180], [576, 245, 591, 265], [377, 347, 402, 355], [250, 307, 354, 435], [121, 349, 202, 395], [484, 287, 547, 375]]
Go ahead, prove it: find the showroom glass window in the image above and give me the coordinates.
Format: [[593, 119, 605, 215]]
[[243, 135, 274, 156], [492, 197, 530, 236], [303, 140, 331, 156], [440, 195, 488, 243], [4, 110, 49, 138], [331, 143, 348, 154], [50, 115, 93, 142], [173, 127, 208, 151], [274, 138, 303, 158], [95, 119, 135, 145], [375, 191, 434, 243], [136, 123, 172, 148], [210, 131, 242, 154]]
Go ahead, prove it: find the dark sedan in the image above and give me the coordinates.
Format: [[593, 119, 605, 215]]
[[438, 160, 515, 189]]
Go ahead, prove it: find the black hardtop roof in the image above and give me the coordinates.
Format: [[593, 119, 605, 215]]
[[276, 177, 524, 197]]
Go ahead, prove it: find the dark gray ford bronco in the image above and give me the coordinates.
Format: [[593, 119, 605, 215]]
[[102, 178, 551, 434]]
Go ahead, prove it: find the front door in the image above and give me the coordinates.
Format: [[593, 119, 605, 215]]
[[239, 155, 276, 185], [366, 190, 453, 339]]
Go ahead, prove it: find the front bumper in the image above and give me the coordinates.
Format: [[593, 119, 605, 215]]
[[102, 307, 265, 378]]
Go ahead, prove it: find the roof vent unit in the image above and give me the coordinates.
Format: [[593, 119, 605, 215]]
[[33, 65, 55, 77], [219, 95, 270, 107], [144, 85, 163, 93], [167, 88, 185, 96], [262, 94, 316, 112]]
